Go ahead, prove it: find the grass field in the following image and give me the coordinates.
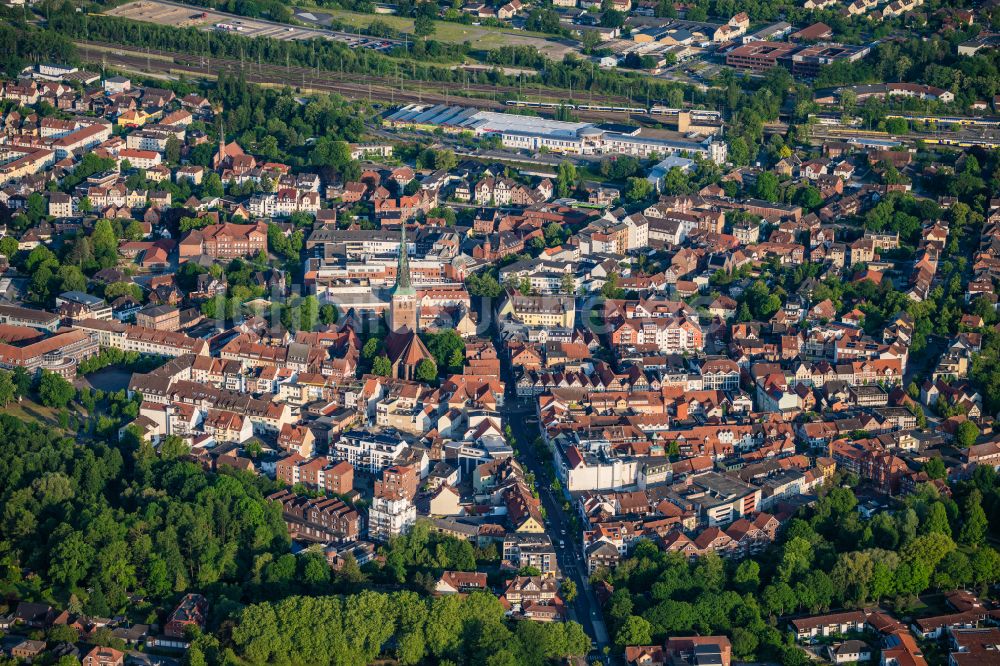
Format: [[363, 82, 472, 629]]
[[4, 398, 78, 430], [298, 6, 578, 57]]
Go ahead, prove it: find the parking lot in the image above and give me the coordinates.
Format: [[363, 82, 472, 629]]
[[105, 0, 400, 52]]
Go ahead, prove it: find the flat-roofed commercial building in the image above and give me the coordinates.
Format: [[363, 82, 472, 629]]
[[789, 43, 870, 78], [725, 42, 798, 72]]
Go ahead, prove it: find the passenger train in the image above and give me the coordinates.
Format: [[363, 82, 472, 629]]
[[504, 100, 722, 120]]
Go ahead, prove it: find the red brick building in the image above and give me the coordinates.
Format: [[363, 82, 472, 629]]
[[178, 221, 267, 261], [267, 489, 360, 542], [275, 455, 354, 495]]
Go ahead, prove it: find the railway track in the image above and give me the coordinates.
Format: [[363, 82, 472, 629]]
[[76, 40, 633, 108], [77, 41, 506, 108]]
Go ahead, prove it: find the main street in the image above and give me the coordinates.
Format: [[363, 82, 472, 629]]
[[479, 298, 611, 658], [499, 393, 611, 656]]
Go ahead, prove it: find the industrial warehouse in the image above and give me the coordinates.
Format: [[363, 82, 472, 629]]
[[383, 105, 728, 163]]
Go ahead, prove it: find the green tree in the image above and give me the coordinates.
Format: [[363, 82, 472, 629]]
[[48, 528, 93, 589], [601, 272, 625, 299], [736, 302, 752, 322], [26, 245, 58, 273], [662, 166, 690, 195], [66, 236, 94, 268], [91, 218, 119, 269], [373, 355, 392, 377], [12, 367, 30, 397], [337, 551, 367, 585], [615, 615, 652, 649], [37, 371, 75, 408], [0, 370, 17, 407], [625, 177, 653, 202], [48, 623, 80, 644], [26, 192, 46, 221], [728, 137, 750, 166], [794, 185, 823, 210], [433, 149, 457, 171], [581, 29, 601, 52], [956, 420, 979, 448], [762, 581, 796, 615], [310, 137, 353, 171], [202, 172, 224, 198], [556, 161, 577, 198], [959, 489, 987, 547], [923, 457, 946, 480], [971, 547, 1000, 585], [416, 358, 438, 382], [733, 559, 760, 593], [298, 295, 319, 332], [561, 579, 577, 603], [600, 8, 625, 27], [414, 15, 436, 38], [467, 271, 502, 298], [0, 236, 18, 258], [422, 330, 465, 371], [57, 265, 87, 293], [560, 272, 575, 295], [731, 627, 758, 660], [921, 502, 951, 537], [319, 303, 338, 325], [124, 220, 145, 242], [655, 0, 676, 15], [160, 435, 190, 460], [30, 264, 54, 303], [934, 550, 972, 590], [754, 172, 780, 202], [448, 347, 464, 370], [104, 282, 143, 302], [165, 135, 181, 164]]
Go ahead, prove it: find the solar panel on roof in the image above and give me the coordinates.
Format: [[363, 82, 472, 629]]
[[384, 105, 418, 121], [411, 104, 449, 123], [427, 106, 465, 125], [396, 106, 428, 122], [447, 108, 480, 125]]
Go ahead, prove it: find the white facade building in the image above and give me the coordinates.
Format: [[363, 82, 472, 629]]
[[368, 494, 416, 542], [331, 430, 408, 475]]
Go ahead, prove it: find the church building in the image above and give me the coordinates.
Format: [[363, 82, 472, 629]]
[[388, 225, 417, 334]]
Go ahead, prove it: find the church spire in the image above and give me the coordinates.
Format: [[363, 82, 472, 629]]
[[394, 224, 414, 295], [213, 114, 226, 170]]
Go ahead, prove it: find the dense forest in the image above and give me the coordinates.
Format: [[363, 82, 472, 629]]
[[222, 591, 591, 666], [0, 415, 289, 617], [0, 19, 77, 78], [596, 475, 1000, 662], [213, 73, 365, 172]]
